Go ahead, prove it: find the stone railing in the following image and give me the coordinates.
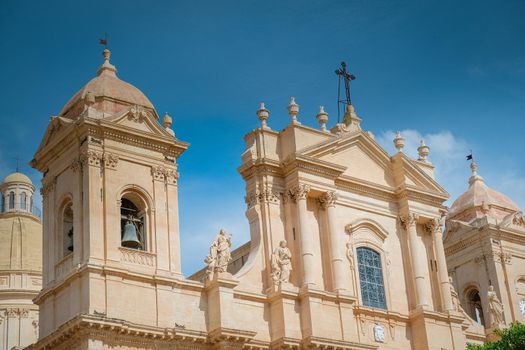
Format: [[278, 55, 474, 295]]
[[119, 247, 156, 268], [55, 253, 73, 280]]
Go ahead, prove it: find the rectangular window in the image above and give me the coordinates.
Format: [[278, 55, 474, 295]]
[[357, 247, 387, 309]]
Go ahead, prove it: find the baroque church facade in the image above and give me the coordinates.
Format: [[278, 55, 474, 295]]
[[7, 49, 521, 349]]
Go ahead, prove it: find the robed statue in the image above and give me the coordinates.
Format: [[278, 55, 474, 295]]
[[271, 240, 292, 286], [487, 285, 504, 328], [205, 228, 232, 280]]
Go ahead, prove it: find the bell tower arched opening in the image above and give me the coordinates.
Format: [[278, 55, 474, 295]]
[[120, 194, 147, 250]]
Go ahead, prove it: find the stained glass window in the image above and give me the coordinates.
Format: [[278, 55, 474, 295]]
[[357, 247, 387, 309]]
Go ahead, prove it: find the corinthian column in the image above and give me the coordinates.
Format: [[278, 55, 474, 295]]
[[400, 213, 429, 308], [290, 184, 315, 286], [319, 191, 348, 292], [426, 218, 454, 311]]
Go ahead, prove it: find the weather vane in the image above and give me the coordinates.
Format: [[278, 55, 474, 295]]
[[335, 61, 356, 123], [99, 33, 108, 49]]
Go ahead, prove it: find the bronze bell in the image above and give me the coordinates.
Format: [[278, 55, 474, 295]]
[[122, 220, 141, 249]]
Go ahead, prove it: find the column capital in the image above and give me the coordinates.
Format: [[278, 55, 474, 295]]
[[424, 217, 442, 235], [318, 191, 338, 209], [399, 212, 419, 230], [289, 184, 310, 202]]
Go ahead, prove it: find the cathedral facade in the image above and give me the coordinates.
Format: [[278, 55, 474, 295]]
[[21, 49, 524, 350]]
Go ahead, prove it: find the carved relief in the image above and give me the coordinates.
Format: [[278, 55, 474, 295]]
[[151, 165, 178, 184], [373, 324, 385, 343], [128, 105, 152, 123], [345, 242, 354, 269], [475, 252, 512, 265], [399, 213, 418, 230], [512, 212, 525, 227], [289, 184, 310, 202], [103, 153, 119, 169], [245, 187, 280, 208], [79, 150, 103, 167], [424, 218, 441, 234], [40, 176, 57, 197], [119, 247, 155, 267], [318, 191, 337, 209]]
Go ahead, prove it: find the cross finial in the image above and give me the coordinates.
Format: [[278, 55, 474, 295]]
[[335, 61, 356, 122], [13, 156, 20, 173]]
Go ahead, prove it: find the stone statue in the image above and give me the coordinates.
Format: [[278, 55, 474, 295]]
[[449, 277, 463, 313], [271, 240, 292, 286], [205, 228, 232, 280], [487, 285, 504, 328]]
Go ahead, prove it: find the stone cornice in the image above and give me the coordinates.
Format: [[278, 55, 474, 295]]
[[336, 176, 396, 202], [353, 306, 410, 323], [25, 313, 209, 350], [238, 158, 283, 181], [445, 223, 525, 257], [301, 335, 378, 350], [34, 262, 205, 305], [32, 117, 188, 172], [282, 154, 346, 179], [395, 184, 448, 207]]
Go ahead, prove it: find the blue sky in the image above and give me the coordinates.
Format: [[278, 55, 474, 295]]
[[1, 0, 524, 274]]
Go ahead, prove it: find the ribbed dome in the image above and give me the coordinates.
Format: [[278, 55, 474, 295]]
[[3, 172, 32, 185], [0, 215, 42, 271], [448, 162, 521, 223], [59, 49, 154, 118]]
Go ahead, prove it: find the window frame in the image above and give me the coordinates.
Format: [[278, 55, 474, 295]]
[[356, 246, 388, 310]]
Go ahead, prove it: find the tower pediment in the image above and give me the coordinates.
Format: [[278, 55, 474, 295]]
[[105, 105, 175, 138]]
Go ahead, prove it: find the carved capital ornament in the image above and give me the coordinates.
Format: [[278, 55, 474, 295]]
[[399, 213, 418, 230], [318, 191, 338, 209], [289, 184, 310, 202]]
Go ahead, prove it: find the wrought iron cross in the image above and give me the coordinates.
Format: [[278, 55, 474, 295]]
[[335, 61, 356, 122]]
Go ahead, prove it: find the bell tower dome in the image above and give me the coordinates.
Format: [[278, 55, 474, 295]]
[[30, 49, 188, 343]]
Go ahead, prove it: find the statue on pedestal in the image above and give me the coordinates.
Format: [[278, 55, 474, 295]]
[[205, 229, 232, 280], [271, 240, 292, 286], [487, 285, 504, 328]]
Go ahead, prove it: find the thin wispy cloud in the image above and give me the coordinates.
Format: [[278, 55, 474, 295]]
[[376, 129, 525, 211]]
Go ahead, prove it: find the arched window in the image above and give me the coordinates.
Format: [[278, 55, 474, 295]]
[[62, 203, 74, 255], [20, 192, 27, 210], [357, 247, 387, 309], [466, 289, 485, 326], [120, 196, 146, 250], [8, 192, 15, 209]]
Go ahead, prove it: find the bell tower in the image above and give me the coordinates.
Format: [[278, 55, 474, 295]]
[[30, 49, 188, 343]]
